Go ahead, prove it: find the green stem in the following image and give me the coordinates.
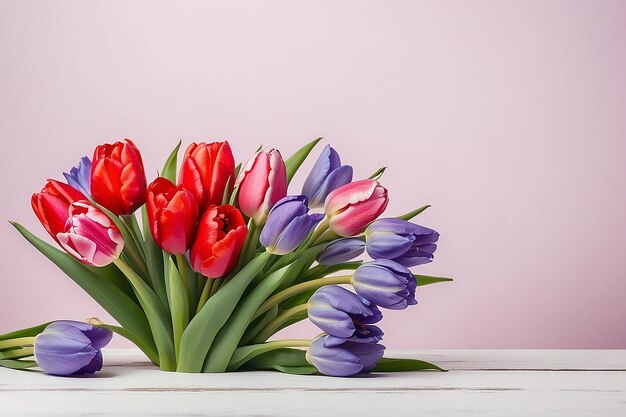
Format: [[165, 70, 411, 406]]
[[175, 254, 190, 289], [114, 258, 176, 371], [253, 304, 309, 343], [211, 276, 224, 295], [302, 262, 362, 281], [196, 276, 213, 314], [254, 274, 352, 319], [256, 339, 311, 349], [0, 347, 34, 360], [307, 218, 329, 247], [0, 337, 35, 350]]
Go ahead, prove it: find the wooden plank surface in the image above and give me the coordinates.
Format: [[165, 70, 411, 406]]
[[1, 349, 624, 416]]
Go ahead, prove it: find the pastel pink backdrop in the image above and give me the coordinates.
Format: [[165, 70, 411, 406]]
[[1, 0, 625, 348]]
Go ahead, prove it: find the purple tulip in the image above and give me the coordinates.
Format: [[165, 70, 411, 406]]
[[365, 218, 439, 267], [260, 195, 324, 255], [306, 334, 385, 376], [316, 238, 365, 265], [302, 145, 353, 208], [34, 321, 113, 376], [308, 285, 383, 340], [63, 156, 92, 196], [352, 259, 417, 310]]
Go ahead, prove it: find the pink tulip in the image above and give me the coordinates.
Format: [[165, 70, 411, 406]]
[[57, 201, 124, 267], [324, 179, 389, 236], [235, 149, 287, 225]]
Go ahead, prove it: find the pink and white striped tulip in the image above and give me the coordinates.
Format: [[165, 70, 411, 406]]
[[57, 201, 124, 267], [324, 179, 389, 236], [235, 149, 287, 225]]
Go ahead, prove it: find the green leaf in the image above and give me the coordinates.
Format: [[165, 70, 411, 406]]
[[10, 222, 157, 359], [141, 205, 168, 311], [233, 347, 313, 373], [177, 252, 272, 372], [162, 140, 182, 183], [373, 357, 446, 372], [269, 364, 318, 374], [284, 137, 323, 184], [0, 358, 38, 370], [167, 257, 189, 361], [93, 202, 150, 280], [398, 205, 430, 221], [239, 305, 278, 346], [368, 166, 387, 180], [0, 322, 51, 341], [204, 263, 295, 372], [88, 319, 159, 365], [415, 274, 453, 286], [113, 259, 176, 371]]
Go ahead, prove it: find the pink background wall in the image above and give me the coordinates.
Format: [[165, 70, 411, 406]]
[[1, 1, 625, 348]]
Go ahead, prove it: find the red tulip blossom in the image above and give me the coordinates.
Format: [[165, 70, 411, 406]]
[[31, 180, 86, 244], [146, 178, 199, 255], [190, 205, 248, 278], [179, 141, 235, 212], [91, 139, 147, 215]]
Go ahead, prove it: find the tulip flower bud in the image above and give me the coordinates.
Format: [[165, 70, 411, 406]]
[[351, 259, 417, 310], [316, 238, 365, 265], [91, 139, 147, 215], [308, 286, 383, 344], [305, 334, 385, 377], [324, 179, 389, 237], [31, 180, 86, 244], [259, 195, 324, 255], [34, 321, 113, 376], [235, 149, 287, 225], [146, 178, 199, 255], [57, 201, 125, 267], [190, 205, 248, 278], [179, 141, 235, 212], [365, 218, 439, 267], [301, 145, 353, 208], [63, 156, 92, 196]]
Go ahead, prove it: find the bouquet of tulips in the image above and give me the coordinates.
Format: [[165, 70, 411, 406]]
[[0, 138, 451, 377]]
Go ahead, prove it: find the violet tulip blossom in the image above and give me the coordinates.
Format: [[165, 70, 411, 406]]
[[63, 156, 92, 196], [308, 286, 383, 341], [351, 259, 417, 310], [259, 195, 323, 255], [317, 238, 365, 265], [365, 218, 439, 266], [301, 145, 353, 208], [306, 334, 385, 377], [34, 321, 113, 376]]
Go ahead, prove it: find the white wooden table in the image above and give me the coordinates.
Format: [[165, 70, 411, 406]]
[[1, 349, 624, 416]]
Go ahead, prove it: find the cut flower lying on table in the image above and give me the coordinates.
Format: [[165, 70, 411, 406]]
[[0, 138, 451, 377]]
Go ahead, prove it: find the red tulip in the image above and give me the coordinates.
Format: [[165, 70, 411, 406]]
[[235, 149, 287, 225], [32, 180, 123, 266], [179, 141, 235, 212], [324, 179, 389, 236], [146, 178, 199, 255], [189, 205, 247, 278], [91, 139, 147, 215], [31, 180, 86, 244]]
